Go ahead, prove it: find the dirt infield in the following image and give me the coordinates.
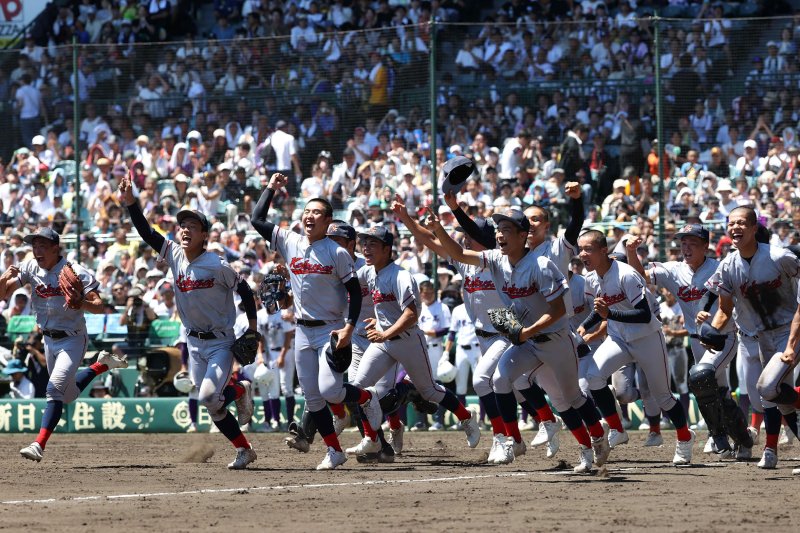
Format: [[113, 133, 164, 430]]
[[1, 430, 797, 532]]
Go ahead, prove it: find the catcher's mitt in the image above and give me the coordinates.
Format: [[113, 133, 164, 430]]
[[488, 307, 525, 345], [231, 329, 261, 366], [58, 263, 84, 310]]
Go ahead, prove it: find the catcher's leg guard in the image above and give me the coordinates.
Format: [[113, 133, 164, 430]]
[[346, 401, 365, 437], [397, 380, 438, 415], [689, 363, 728, 450], [295, 406, 316, 444], [378, 388, 403, 415], [720, 390, 754, 448]]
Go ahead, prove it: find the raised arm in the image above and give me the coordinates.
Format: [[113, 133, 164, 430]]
[[119, 173, 165, 252], [563, 182, 585, 246], [251, 173, 287, 241], [445, 191, 495, 250], [424, 208, 482, 266], [624, 236, 650, 282], [391, 194, 450, 258]]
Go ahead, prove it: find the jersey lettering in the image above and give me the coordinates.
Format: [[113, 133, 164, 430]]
[[502, 283, 538, 299], [176, 274, 215, 292], [740, 277, 782, 296], [35, 284, 63, 298], [574, 304, 586, 314], [600, 292, 626, 305], [676, 285, 707, 302], [463, 276, 496, 293], [289, 257, 335, 275], [371, 289, 397, 304]]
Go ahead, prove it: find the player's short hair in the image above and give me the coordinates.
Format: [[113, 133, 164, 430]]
[[305, 198, 334, 218], [578, 229, 607, 249], [728, 206, 757, 226], [419, 280, 434, 291], [524, 205, 550, 223]]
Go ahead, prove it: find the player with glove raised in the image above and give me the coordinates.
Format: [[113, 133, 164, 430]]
[[428, 209, 609, 472], [120, 173, 260, 470], [0, 228, 128, 462]]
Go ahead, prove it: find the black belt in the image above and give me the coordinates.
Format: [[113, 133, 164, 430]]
[[460, 343, 480, 349], [428, 342, 441, 348], [532, 333, 551, 343], [475, 329, 497, 338], [270, 348, 282, 351], [359, 332, 403, 341], [42, 329, 69, 339], [297, 319, 326, 327], [188, 330, 221, 340], [689, 334, 699, 339]]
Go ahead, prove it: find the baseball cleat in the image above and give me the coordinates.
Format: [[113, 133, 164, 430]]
[[356, 445, 396, 464], [592, 421, 611, 466], [487, 434, 505, 464], [227, 447, 257, 470], [97, 351, 128, 369], [545, 427, 560, 459], [316, 447, 347, 470], [644, 432, 664, 447], [235, 380, 254, 426], [512, 438, 526, 458], [757, 447, 778, 469], [20, 442, 43, 462], [333, 413, 348, 436], [346, 436, 382, 455], [779, 426, 792, 447], [462, 409, 481, 448], [285, 423, 311, 453], [518, 420, 535, 431], [735, 427, 757, 461], [186, 423, 197, 433], [494, 437, 515, 465], [749, 425, 760, 445], [360, 388, 383, 434], [703, 438, 715, 454], [428, 422, 444, 431], [672, 430, 696, 465], [607, 427, 629, 448], [531, 416, 561, 447], [574, 445, 593, 473], [388, 422, 404, 455]]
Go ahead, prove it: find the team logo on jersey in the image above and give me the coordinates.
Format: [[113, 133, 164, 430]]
[[289, 257, 335, 275], [361, 286, 370, 297], [600, 292, 626, 305], [35, 284, 63, 298], [176, 274, 215, 292], [371, 289, 397, 303], [677, 285, 707, 302], [463, 276, 496, 293], [502, 283, 538, 299], [574, 304, 586, 314], [740, 277, 782, 296]]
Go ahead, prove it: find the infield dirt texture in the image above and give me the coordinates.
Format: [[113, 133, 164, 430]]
[[0, 431, 796, 531]]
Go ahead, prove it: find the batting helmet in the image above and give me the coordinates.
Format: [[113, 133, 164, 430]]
[[436, 358, 457, 383], [253, 363, 278, 388], [173, 370, 194, 394]]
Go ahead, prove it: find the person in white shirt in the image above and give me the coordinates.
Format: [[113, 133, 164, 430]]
[[4, 359, 35, 399], [259, 120, 302, 192], [15, 74, 44, 147], [290, 16, 318, 50]]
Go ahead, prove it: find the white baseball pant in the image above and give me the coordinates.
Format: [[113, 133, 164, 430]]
[[756, 324, 797, 414], [294, 321, 349, 412], [737, 332, 764, 413], [472, 335, 510, 397], [44, 332, 89, 403], [186, 332, 236, 422], [454, 341, 480, 396]]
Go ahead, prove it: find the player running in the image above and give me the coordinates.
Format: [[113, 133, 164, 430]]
[[120, 175, 259, 470], [0, 228, 128, 462]]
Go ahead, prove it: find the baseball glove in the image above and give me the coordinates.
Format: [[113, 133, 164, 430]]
[[58, 263, 84, 309], [231, 329, 261, 366], [487, 307, 525, 345], [698, 322, 727, 351]]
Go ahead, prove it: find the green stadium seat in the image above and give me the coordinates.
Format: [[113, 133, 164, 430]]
[[148, 319, 181, 347], [6, 315, 36, 341]]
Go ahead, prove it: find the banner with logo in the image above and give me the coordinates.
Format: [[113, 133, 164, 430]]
[[0, 0, 48, 44]]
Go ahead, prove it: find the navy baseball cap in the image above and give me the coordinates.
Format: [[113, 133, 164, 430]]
[[176, 209, 210, 232], [441, 156, 476, 195], [675, 223, 709, 241], [327, 220, 356, 240], [455, 216, 496, 248], [491, 210, 531, 232], [23, 227, 60, 245], [357, 226, 394, 247]]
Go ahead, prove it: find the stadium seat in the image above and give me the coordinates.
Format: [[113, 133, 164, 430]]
[[85, 314, 106, 339], [148, 319, 181, 347], [6, 315, 36, 341]]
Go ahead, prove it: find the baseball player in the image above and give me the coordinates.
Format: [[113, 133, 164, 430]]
[[251, 173, 383, 470], [325, 220, 397, 463], [345, 225, 481, 456], [392, 195, 516, 461], [418, 279, 451, 430], [258, 294, 296, 431], [120, 176, 259, 470], [704, 206, 800, 469], [625, 225, 755, 459], [431, 209, 609, 472], [576, 229, 696, 465], [0, 227, 128, 462], [444, 303, 481, 424]]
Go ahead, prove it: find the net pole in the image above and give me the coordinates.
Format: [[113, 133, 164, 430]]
[[653, 15, 666, 262], [429, 18, 439, 293], [73, 37, 82, 262]]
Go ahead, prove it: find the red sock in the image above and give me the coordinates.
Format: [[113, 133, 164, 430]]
[[330, 403, 346, 419], [751, 412, 764, 429], [89, 362, 108, 374], [530, 412, 541, 424], [362, 419, 377, 441], [570, 427, 592, 448], [794, 387, 800, 410], [587, 421, 604, 439], [604, 413, 624, 433], [676, 425, 691, 441], [231, 433, 250, 449], [490, 416, 506, 435], [453, 403, 471, 422], [230, 382, 245, 400], [357, 389, 372, 405], [649, 421, 661, 435], [388, 413, 402, 430], [505, 420, 522, 443], [536, 406, 556, 423], [322, 433, 342, 452], [765, 432, 779, 450], [36, 428, 53, 449]]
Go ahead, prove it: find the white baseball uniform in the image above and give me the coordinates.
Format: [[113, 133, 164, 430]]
[[449, 304, 480, 396], [418, 298, 451, 372]]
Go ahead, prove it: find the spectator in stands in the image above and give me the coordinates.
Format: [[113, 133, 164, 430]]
[[3, 358, 34, 399]]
